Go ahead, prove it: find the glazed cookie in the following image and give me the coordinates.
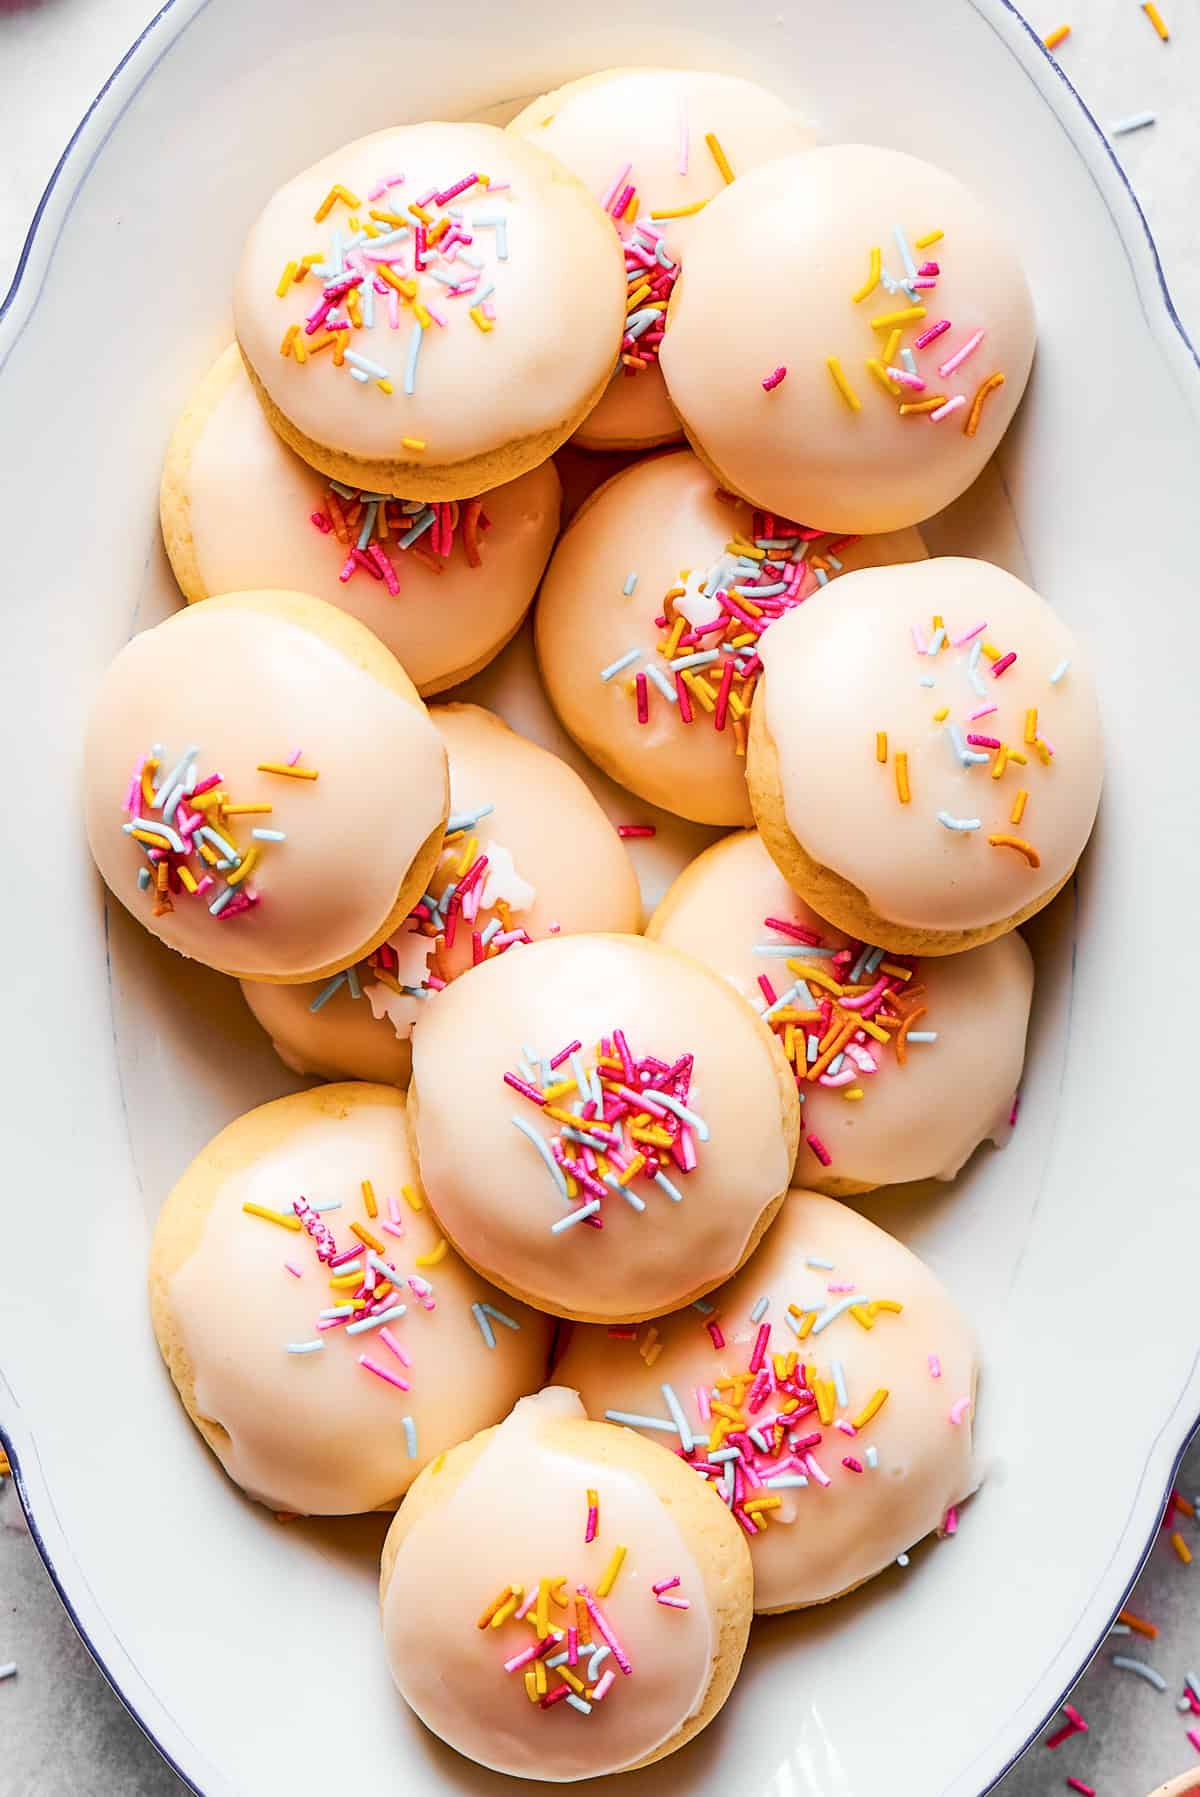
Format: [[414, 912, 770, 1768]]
[[161, 346, 562, 695], [84, 591, 448, 982], [660, 145, 1035, 532], [380, 1386, 752, 1779], [556, 1190, 980, 1611], [241, 704, 642, 1085], [508, 68, 812, 451], [535, 450, 926, 826], [648, 829, 1033, 1194], [748, 558, 1103, 953], [148, 1084, 552, 1515], [407, 933, 800, 1323], [234, 123, 626, 500]]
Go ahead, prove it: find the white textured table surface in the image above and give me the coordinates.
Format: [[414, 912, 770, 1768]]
[[2, 4, 1198, 1794]]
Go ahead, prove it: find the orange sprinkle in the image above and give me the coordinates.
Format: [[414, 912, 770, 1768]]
[[0, 1452, 9, 1477], [987, 833, 1041, 868], [1043, 23, 1071, 49], [332, 330, 349, 367], [1118, 1609, 1158, 1638], [1010, 788, 1029, 826], [1172, 1531, 1192, 1565], [313, 182, 361, 222], [704, 132, 736, 184], [895, 1006, 928, 1066], [875, 730, 888, 764], [1177, 1494, 1196, 1518], [964, 372, 1006, 437], [279, 323, 299, 357], [350, 1220, 385, 1254], [477, 1585, 513, 1628], [899, 395, 949, 415], [895, 749, 911, 804], [361, 1179, 378, 1219], [826, 356, 861, 413]]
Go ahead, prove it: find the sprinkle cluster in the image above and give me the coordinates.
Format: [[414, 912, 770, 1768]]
[[823, 223, 1006, 438], [505, 1034, 708, 1234], [276, 167, 511, 414], [476, 1490, 688, 1718], [599, 498, 861, 751], [245, 1173, 522, 1384], [752, 919, 934, 1170], [308, 800, 539, 1018], [122, 743, 314, 924], [309, 481, 492, 592], [606, 1266, 968, 1536], [874, 611, 1070, 870]]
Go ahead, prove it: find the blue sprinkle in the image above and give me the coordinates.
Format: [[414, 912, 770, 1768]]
[[815, 568, 830, 586], [806, 1257, 834, 1271], [599, 647, 640, 682], [137, 868, 151, 891], [357, 501, 379, 549], [937, 810, 982, 831], [511, 1114, 568, 1198], [764, 1473, 809, 1489], [905, 1030, 938, 1043], [565, 1695, 592, 1715], [812, 1295, 863, 1335], [691, 1298, 716, 1315], [398, 507, 436, 549], [1050, 657, 1070, 684], [643, 662, 678, 704], [660, 1382, 694, 1451], [346, 350, 389, 381], [446, 803, 495, 833], [309, 973, 347, 1013], [479, 917, 502, 948], [1111, 1657, 1167, 1691], [750, 1296, 769, 1323], [927, 627, 946, 656], [919, 675, 936, 687], [550, 1200, 602, 1233], [346, 964, 361, 1000], [654, 1171, 684, 1204], [865, 947, 885, 974], [471, 1302, 497, 1349], [345, 1304, 407, 1336], [251, 827, 286, 842], [480, 1303, 520, 1331], [403, 321, 424, 396], [1110, 111, 1156, 136], [403, 1416, 418, 1458], [622, 571, 638, 595], [897, 1553, 911, 1568], [669, 650, 720, 672], [208, 885, 238, 917], [349, 368, 370, 384], [604, 1410, 678, 1433], [901, 347, 917, 376]]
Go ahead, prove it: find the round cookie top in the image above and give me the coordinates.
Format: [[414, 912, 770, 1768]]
[[381, 1387, 747, 1779], [649, 830, 1034, 1192], [535, 450, 926, 826], [240, 704, 642, 1083], [660, 144, 1036, 532], [163, 346, 561, 695], [84, 591, 448, 982], [408, 932, 799, 1322], [755, 558, 1103, 935], [556, 1190, 980, 1610], [149, 1084, 552, 1515], [508, 68, 812, 451], [234, 123, 625, 494]]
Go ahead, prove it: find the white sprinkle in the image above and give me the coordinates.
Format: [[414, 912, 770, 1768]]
[[550, 1199, 601, 1233], [286, 1339, 324, 1354], [1110, 111, 1156, 136]]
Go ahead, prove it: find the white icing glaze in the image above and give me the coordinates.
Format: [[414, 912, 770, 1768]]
[[84, 597, 447, 980], [650, 829, 1033, 1189], [758, 558, 1104, 932], [660, 145, 1036, 532], [239, 705, 641, 1080], [165, 1087, 552, 1515], [556, 1192, 980, 1609], [381, 1388, 715, 1778], [509, 69, 813, 450], [234, 124, 625, 474], [535, 450, 926, 825], [182, 349, 561, 692], [408, 932, 795, 1321]]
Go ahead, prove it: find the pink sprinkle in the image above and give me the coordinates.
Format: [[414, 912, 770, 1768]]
[[284, 1261, 303, 1278], [929, 1355, 942, 1378], [515, 1589, 537, 1621], [949, 1396, 972, 1425], [764, 915, 821, 945], [943, 1505, 959, 1535], [827, 1282, 856, 1295], [635, 672, 649, 725], [601, 161, 632, 213], [762, 365, 788, 392], [567, 1626, 578, 1666], [804, 1452, 832, 1489], [966, 734, 1002, 750], [886, 366, 926, 391], [381, 1221, 406, 1240], [968, 704, 998, 720], [806, 1134, 832, 1168], [369, 543, 400, 595], [617, 824, 656, 839], [929, 395, 968, 422], [952, 621, 988, 646], [1189, 1730, 1200, 1754], [540, 1683, 571, 1711], [592, 1669, 616, 1702], [358, 1355, 409, 1392], [911, 278, 937, 289], [194, 875, 214, 898], [911, 623, 927, 653], [657, 1595, 691, 1609], [842, 1457, 863, 1473], [914, 317, 952, 349], [835, 1420, 857, 1437], [310, 510, 333, 534], [433, 171, 479, 205], [577, 1586, 633, 1675], [748, 1323, 771, 1374], [1066, 1784, 1096, 1796], [286, 748, 303, 766], [652, 1577, 680, 1595], [695, 1385, 711, 1422], [918, 261, 940, 276], [504, 1635, 555, 1675], [1064, 1705, 1088, 1732], [379, 1327, 411, 1367], [1008, 1091, 1021, 1127], [585, 1503, 599, 1544], [610, 183, 635, 220], [706, 1319, 726, 1351], [938, 328, 985, 378], [992, 651, 1018, 677], [504, 1072, 546, 1105]]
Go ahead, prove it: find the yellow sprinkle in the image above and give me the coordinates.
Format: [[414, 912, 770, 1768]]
[[617, 1153, 646, 1187], [871, 1299, 904, 1316], [881, 328, 902, 369], [626, 281, 652, 313], [431, 1453, 447, 1475], [1142, 1, 1169, 39], [329, 1272, 365, 1289], [401, 436, 426, 451], [455, 834, 478, 878], [981, 642, 1001, 661], [401, 1183, 424, 1212], [704, 131, 736, 184], [540, 1078, 577, 1102], [851, 246, 882, 303], [276, 261, 299, 297], [849, 1303, 876, 1330], [257, 762, 319, 780], [534, 1658, 548, 1697], [536, 1577, 551, 1638], [225, 844, 258, 888], [869, 305, 926, 330], [787, 961, 843, 995], [415, 1236, 448, 1267], [1033, 738, 1052, 765], [350, 1220, 385, 1254], [932, 707, 949, 723], [361, 1179, 378, 1219], [1010, 788, 1029, 826], [643, 1342, 663, 1367], [879, 961, 912, 981], [408, 202, 433, 224], [991, 746, 1009, 781], [313, 182, 361, 222], [875, 731, 888, 764], [1043, 23, 1071, 49], [1172, 1530, 1192, 1564], [895, 750, 911, 805], [662, 617, 686, 662], [932, 614, 944, 630], [130, 828, 174, 851], [489, 1591, 522, 1628], [242, 1201, 301, 1231], [1024, 708, 1038, 744], [815, 1380, 836, 1426], [279, 324, 299, 358], [866, 357, 902, 398], [857, 1015, 891, 1044], [223, 802, 272, 816], [597, 1545, 627, 1599], [843, 1088, 864, 1101], [377, 379, 394, 395], [852, 1388, 890, 1430], [1007, 747, 1028, 766], [469, 305, 494, 333], [915, 228, 944, 249], [477, 1585, 515, 1628], [826, 356, 861, 412], [742, 1495, 783, 1514], [177, 866, 198, 895], [682, 670, 717, 713], [557, 1664, 587, 1695], [523, 1670, 538, 1703], [648, 199, 709, 219]]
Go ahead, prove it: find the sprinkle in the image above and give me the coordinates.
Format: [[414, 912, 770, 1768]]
[[414, 1237, 448, 1267], [600, 647, 640, 682], [604, 1409, 679, 1434], [1111, 1655, 1167, 1690], [617, 824, 655, 839], [286, 1340, 324, 1355], [1173, 1531, 1193, 1564], [1142, 1, 1169, 38], [871, 305, 925, 331], [257, 761, 318, 780], [875, 730, 888, 763], [511, 1114, 569, 1198], [358, 1355, 409, 1392], [1066, 1784, 1096, 1796], [1043, 23, 1070, 48], [762, 365, 788, 392], [964, 371, 1006, 437], [551, 1200, 602, 1233], [938, 329, 985, 377], [949, 1396, 973, 1425], [852, 1389, 889, 1429], [826, 357, 861, 412], [402, 1416, 418, 1457], [937, 811, 981, 832], [0, 1664, 16, 1682], [242, 1202, 302, 1232], [1111, 111, 1157, 135], [894, 751, 911, 804], [930, 395, 967, 422], [987, 833, 1041, 868], [661, 1383, 695, 1452], [597, 1545, 627, 1599], [704, 132, 735, 184]]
